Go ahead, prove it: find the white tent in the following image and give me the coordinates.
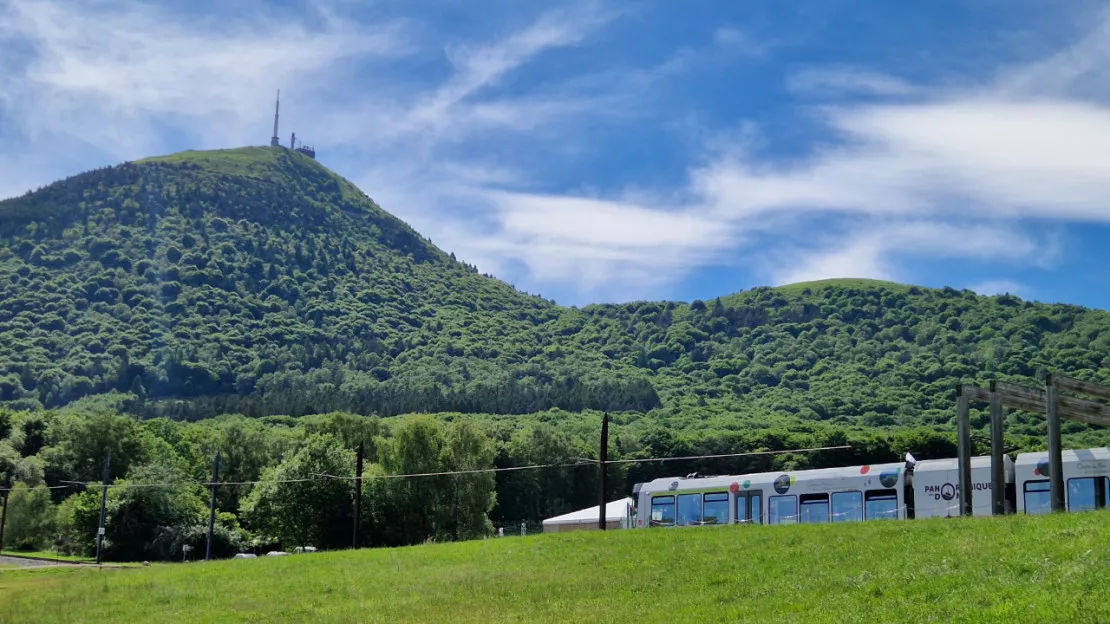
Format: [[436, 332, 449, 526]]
[[541, 498, 635, 533]]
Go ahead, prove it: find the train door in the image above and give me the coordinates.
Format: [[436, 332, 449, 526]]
[[735, 489, 764, 525]]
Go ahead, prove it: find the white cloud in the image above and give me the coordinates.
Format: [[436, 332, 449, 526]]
[[787, 67, 922, 97], [0, 0, 409, 158], [764, 221, 1042, 286], [713, 27, 768, 57], [969, 280, 1028, 297], [4, 0, 1110, 305]]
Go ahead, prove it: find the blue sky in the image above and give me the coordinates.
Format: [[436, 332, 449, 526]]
[[3, 1, 1110, 309]]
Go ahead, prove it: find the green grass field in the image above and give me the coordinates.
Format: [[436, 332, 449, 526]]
[[1, 512, 1107, 623]]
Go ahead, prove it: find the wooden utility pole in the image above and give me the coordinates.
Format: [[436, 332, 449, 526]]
[[353, 442, 364, 549], [988, 382, 1006, 515], [95, 450, 111, 565], [958, 373, 1110, 517], [955, 388, 973, 516], [1045, 375, 1065, 512], [205, 450, 221, 561], [0, 477, 10, 554], [598, 413, 609, 531]]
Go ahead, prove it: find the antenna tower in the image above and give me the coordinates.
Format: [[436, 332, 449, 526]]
[[270, 90, 281, 147]]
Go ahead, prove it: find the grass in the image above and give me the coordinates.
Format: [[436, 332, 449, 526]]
[[1, 512, 1108, 623], [773, 277, 916, 294], [135, 145, 377, 210]]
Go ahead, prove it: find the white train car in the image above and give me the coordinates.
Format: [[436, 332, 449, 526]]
[[1015, 447, 1110, 514], [911, 455, 1015, 518], [634, 462, 908, 528]]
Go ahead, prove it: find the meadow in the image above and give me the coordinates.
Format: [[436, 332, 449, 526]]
[[0, 511, 1107, 623]]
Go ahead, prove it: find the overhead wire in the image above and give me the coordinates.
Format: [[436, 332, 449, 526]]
[[2, 444, 855, 491]]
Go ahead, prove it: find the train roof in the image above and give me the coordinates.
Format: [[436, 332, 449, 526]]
[[637, 461, 907, 494], [1015, 447, 1110, 466], [913, 455, 1010, 473]]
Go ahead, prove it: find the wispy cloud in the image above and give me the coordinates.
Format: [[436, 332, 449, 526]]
[[4, 0, 1110, 305], [787, 66, 923, 97], [762, 221, 1045, 286], [0, 0, 408, 157], [969, 279, 1028, 297]]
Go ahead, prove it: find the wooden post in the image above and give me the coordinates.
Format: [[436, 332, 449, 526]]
[[956, 387, 973, 516], [95, 450, 111, 565], [353, 441, 364, 549], [205, 450, 221, 561], [988, 382, 1006, 515], [598, 413, 609, 531], [0, 485, 9, 554], [1045, 375, 1065, 512]]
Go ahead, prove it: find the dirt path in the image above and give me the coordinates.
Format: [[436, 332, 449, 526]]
[[0, 555, 87, 568]]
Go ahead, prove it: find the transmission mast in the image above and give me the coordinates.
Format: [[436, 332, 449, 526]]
[[270, 90, 281, 147]]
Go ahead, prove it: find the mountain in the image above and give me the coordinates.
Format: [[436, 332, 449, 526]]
[[3, 146, 1110, 444], [0, 147, 657, 419]]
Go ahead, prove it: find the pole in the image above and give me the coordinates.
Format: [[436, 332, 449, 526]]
[[956, 387, 973, 517], [598, 413, 609, 531], [353, 441, 364, 549], [96, 450, 111, 565], [988, 382, 1006, 515], [1045, 375, 1065, 512], [205, 450, 221, 561], [0, 488, 9, 554]]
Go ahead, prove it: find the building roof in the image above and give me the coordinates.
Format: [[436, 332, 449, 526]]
[[541, 498, 634, 526]]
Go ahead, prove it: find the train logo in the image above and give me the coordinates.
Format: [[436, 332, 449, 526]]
[[1034, 459, 1050, 477], [941, 483, 956, 501], [773, 474, 795, 494], [879, 468, 901, 488]]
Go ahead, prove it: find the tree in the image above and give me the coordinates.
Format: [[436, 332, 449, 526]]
[[3, 483, 56, 550], [376, 416, 446, 546], [437, 420, 495, 541], [241, 433, 354, 550], [101, 460, 208, 562]]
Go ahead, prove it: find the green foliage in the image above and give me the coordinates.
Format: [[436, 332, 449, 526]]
[[100, 460, 208, 562], [0, 147, 653, 418], [241, 433, 354, 550], [3, 483, 56, 550]]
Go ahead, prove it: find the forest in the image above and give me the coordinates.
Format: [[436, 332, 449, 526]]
[[2, 146, 1110, 560]]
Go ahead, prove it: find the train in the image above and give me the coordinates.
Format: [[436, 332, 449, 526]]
[[630, 446, 1110, 527]]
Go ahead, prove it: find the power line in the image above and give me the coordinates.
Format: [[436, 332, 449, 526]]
[[17, 444, 854, 490]]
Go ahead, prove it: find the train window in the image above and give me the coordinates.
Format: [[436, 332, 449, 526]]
[[864, 489, 898, 520], [799, 494, 829, 523], [831, 491, 863, 522], [1067, 478, 1108, 512], [736, 494, 749, 524], [650, 496, 675, 526], [676, 493, 702, 526], [769, 495, 797, 524], [1023, 480, 1051, 515], [703, 492, 729, 525], [751, 494, 762, 524]]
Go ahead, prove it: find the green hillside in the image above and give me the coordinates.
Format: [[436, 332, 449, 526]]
[[3, 144, 1110, 440], [0, 146, 656, 419], [2, 511, 1108, 623]]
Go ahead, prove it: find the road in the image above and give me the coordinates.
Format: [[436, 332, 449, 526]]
[[0, 555, 84, 568]]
